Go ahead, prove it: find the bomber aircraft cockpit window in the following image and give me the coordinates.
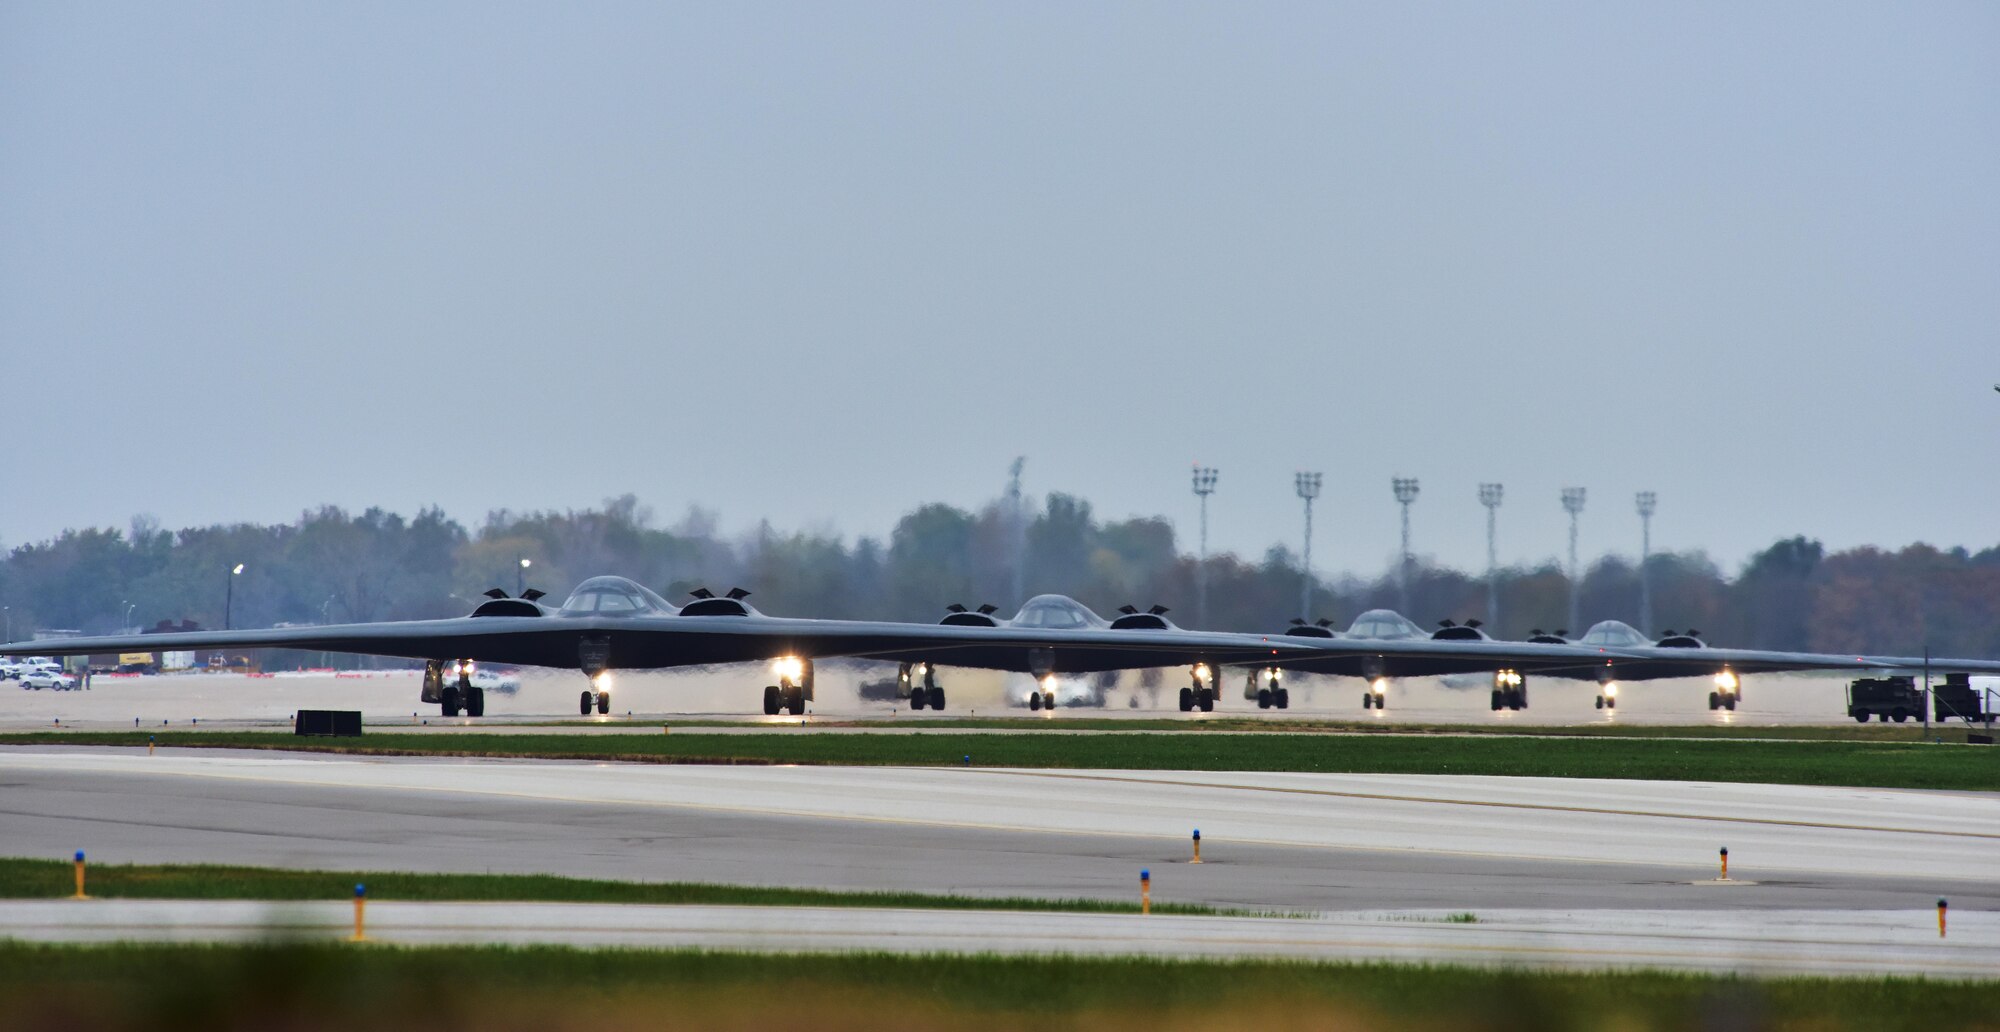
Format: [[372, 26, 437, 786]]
[[1346, 610, 1423, 640], [1010, 595, 1103, 629], [559, 576, 673, 617], [1579, 621, 1650, 647]]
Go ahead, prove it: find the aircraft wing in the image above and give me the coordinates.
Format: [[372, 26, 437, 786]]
[[1272, 638, 1615, 679], [1596, 645, 2000, 681], [0, 616, 1306, 674]]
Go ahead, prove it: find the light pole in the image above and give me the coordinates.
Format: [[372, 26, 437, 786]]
[[224, 563, 244, 630], [517, 557, 532, 596], [3, 606, 10, 643], [1479, 483, 1504, 629], [121, 600, 136, 632], [1636, 491, 1658, 634], [1392, 477, 1420, 613], [1295, 471, 1323, 621], [1191, 466, 1218, 626], [1561, 488, 1587, 634]]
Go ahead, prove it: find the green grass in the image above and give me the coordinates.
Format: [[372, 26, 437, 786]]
[[6, 728, 1997, 790], [0, 857, 1228, 915], [1, 942, 1994, 1031]]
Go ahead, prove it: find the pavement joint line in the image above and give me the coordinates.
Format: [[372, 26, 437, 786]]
[[967, 768, 2000, 841], [11, 750, 1997, 881]]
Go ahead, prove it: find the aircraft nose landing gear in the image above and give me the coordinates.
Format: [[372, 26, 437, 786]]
[[580, 673, 612, 716]]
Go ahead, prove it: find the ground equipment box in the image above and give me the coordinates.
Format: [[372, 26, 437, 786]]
[[294, 710, 363, 737]]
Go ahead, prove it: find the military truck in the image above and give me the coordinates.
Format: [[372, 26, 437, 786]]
[[1846, 676, 1922, 723]]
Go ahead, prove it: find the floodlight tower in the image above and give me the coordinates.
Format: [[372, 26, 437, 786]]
[[1295, 471, 1323, 621], [1191, 465, 1219, 626], [1635, 491, 1658, 635], [224, 563, 245, 630], [1561, 488, 1587, 634], [1478, 483, 1504, 628], [1392, 478, 1420, 613]]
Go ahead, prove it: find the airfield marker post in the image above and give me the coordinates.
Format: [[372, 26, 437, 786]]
[[71, 851, 87, 899], [1939, 898, 1947, 938], [1191, 829, 1203, 864], [1141, 870, 1151, 915], [1719, 847, 1728, 881], [352, 884, 367, 942]]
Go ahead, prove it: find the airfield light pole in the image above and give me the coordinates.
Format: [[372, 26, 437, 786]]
[[517, 556, 532, 596], [2, 606, 9, 643], [1295, 472, 1323, 621], [224, 563, 245, 631], [121, 600, 136, 632], [1561, 488, 1587, 635], [1392, 478, 1420, 613], [1478, 483, 1504, 628], [1191, 466, 1219, 627], [1635, 491, 1658, 634]]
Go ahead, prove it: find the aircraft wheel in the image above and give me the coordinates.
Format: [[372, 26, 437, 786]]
[[580, 691, 593, 716], [763, 685, 780, 715], [928, 686, 945, 710], [1043, 692, 1056, 711], [1276, 688, 1290, 709], [907, 689, 925, 711], [1490, 690, 1502, 711], [597, 693, 611, 715], [1606, 697, 1615, 709], [1595, 696, 1604, 710], [787, 688, 805, 716], [1257, 689, 1272, 709], [1724, 696, 1736, 712], [1029, 692, 1043, 712], [1708, 691, 1720, 710], [1854, 711, 1869, 723], [1199, 689, 1215, 712], [1178, 687, 1193, 712], [465, 685, 485, 718]]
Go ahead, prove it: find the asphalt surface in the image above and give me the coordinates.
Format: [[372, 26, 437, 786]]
[[5, 899, 1993, 977], [1, 747, 1993, 913]]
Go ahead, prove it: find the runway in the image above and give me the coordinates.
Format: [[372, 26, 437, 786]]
[[4, 899, 1993, 977], [2, 747, 1994, 913]]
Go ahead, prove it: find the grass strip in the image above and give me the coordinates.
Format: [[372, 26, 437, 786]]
[[5, 729, 1996, 790], [1, 942, 1994, 1031], [0, 858, 1228, 915]]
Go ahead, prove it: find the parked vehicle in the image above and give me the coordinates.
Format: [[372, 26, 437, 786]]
[[20, 670, 77, 691], [1846, 676, 1922, 723], [467, 668, 520, 695]]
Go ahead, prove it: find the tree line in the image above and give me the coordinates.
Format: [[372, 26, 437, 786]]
[[3, 492, 1997, 662]]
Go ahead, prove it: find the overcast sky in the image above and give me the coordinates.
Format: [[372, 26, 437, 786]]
[[3, 1, 1994, 579]]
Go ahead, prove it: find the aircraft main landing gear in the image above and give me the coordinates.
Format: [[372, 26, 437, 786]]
[[1253, 668, 1289, 710], [427, 660, 484, 718], [1490, 670, 1526, 711], [902, 662, 946, 711], [1178, 665, 1216, 712], [762, 657, 812, 716]]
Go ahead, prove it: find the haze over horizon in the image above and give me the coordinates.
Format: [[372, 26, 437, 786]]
[[4, 2, 1994, 576]]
